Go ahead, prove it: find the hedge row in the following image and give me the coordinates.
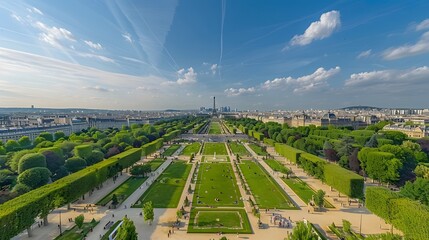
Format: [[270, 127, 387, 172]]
[[141, 138, 164, 156], [0, 148, 142, 240], [263, 138, 276, 147], [274, 144, 363, 198], [162, 130, 181, 142], [274, 143, 303, 163], [366, 187, 429, 239], [324, 164, 364, 199]]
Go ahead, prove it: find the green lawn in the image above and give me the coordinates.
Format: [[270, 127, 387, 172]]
[[282, 177, 334, 208], [203, 142, 228, 155], [55, 221, 99, 240], [239, 161, 296, 209], [193, 163, 243, 207], [97, 176, 147, 206], [208, 122, 222, 134], [248, 143, 267, 156], [229, 142, 250, 156], [182, 142, 201, 156], [148, 159, 164, 171], [133, 161, 191, 208], [163, 144, 181, 156], [264, 159, 290, 174], [187, 208, 252, 234]]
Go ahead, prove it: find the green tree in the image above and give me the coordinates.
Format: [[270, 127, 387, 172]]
[[5, 140, 20, 152], [342, 219, 351, 233], [414, 164, 429, 179], [313, 190, 325, 209], [130, 164, 151, 176], [11, 183, 31, 195], [18, 136, 32, 148], [74, 214, 84, 229], [54, 131, 65, 141], [86, 150, 104, 165], [176, 209, 183, 221], [73, 145, 93, 160], [116, 217, 138, 240], [365, 134, 378, 148], [323, 141, 339, 162], [400, 178, 429, 206], [111, 194, 118, 205], [143, 201, 154, 225], [17, 167, 51, 189], [64, 157, 87, 173], [38, 132, 54, 142], [40, 150, 64, 173], [287, 221, 318, 240], [33, 137, 46, 146], [18, 153, 47, 174]]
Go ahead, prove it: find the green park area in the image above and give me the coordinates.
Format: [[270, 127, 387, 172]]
[[97, 177, 147, 206], [133, 161, 191, 208], [182, 142, 201, 156], [96, 158, 166, 205], [239, 161, 296, 209], [55, 221, 99, 240], [163, 144, 181, 156], [264, 159, 290, 174], [193, 163, 243, 207], [187, 208, 252, 234], [203, 142, 228, 155], [248, 143, 267, 156], [208, 122, 222, 134], [228, 142, 250, 156], [282, 177, 334, 208]]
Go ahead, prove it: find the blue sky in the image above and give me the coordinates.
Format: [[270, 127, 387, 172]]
[[1, 0, 429, 110]]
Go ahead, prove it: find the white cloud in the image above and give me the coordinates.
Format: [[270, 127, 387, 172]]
[[137, 86, 159, 92], [0, 47, 166, 109], [34, 21, 75, 48], [416, 19, 429, 31], [82, 86, 114, 92], [122, 33, 133, 43], [11, 14, 22, 22], [84, 40, 103, 50], [27, 7, 43, 15], [345, 66, 429, 87], [383, 31, 429, 60], [290, 10, 341, 46], [76, 52, 114, 63], [177, 67, 197, 85], [210, 64, 218, 75], [262, 66, 341, 93], [357, 49, 372, 59], [224, 87, 256, 96]]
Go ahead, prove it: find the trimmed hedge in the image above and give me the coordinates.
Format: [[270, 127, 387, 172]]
[[274, 143, 303, 163], [162, 130, 181, 142], [252, 131, 264, 141], [18, 153, 47, 174], [141, 138, 164, 156], [0, 148, 142, 240], [73, 145, 92, 159], [324, 164, 364, 198], [366, 187, 429, 239], [298, 153, 325, 180], [264, 138, 276, 146], [275, 144, 363, 198]]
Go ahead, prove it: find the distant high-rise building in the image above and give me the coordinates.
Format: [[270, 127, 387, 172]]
[[213, 96, 216, 115], [31, 105, 34, 109]]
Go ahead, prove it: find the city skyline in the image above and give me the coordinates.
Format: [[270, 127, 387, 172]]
[[1, 1, 429, 110]]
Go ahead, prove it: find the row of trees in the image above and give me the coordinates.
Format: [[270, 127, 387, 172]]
[[227, 117, 429, 187]]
